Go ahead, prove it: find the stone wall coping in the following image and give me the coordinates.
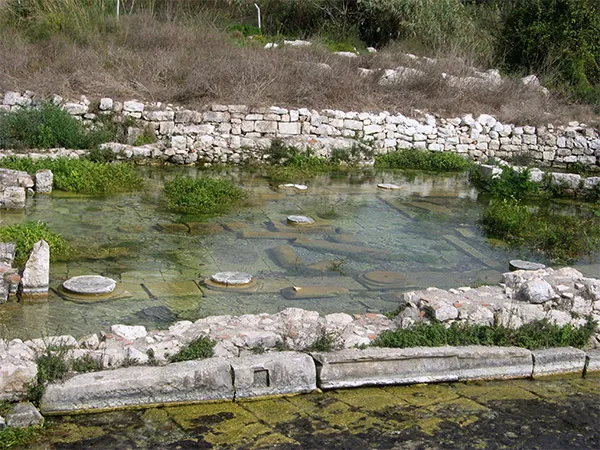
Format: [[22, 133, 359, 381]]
[[37, 345, 595, 414]]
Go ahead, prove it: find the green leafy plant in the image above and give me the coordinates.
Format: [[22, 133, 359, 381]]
[[70, 354, 102, 373], [375, 149, 472, 172], [307, 332, 337, 352], [169, 336, 215, 362], [0, 221, 71, 266], [0, 103, 113, 150], [0, 425, 40, 450], [164, 175, 244, 215], [373, 318, 595, 350], [0, 156, 143, 195], [471, 166, 539, 200], [26, 346, 70, 406]]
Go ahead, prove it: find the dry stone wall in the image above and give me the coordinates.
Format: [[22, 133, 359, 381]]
[[2, 91, 600, 170]]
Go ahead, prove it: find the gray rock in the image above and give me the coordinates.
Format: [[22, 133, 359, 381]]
[[6, 402, 44, 427], [210, 272, 253, 286], [0, 243, 15, 265], [586, 350, 600, 374], [0, 358, 37, 401], [0, 415, 5, 429], [230, 352, 316, 398], [20, 240, 49, 301], [532, 347, 587, 377], [34, 170, 53, 193], [287, 215, 315, 225], [509, 260, 546, 271], [518, 278, 556, 304], [63, 275, 116, 295], [2, 186, 26, 209], [41, 358, 233, 413], [111, 324, 147, 340]]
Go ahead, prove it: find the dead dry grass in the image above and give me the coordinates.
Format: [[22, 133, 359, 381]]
[[0, 14, 595, 125]]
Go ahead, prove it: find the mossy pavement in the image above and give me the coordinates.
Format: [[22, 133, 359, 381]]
[[18, 375, 600, 449]]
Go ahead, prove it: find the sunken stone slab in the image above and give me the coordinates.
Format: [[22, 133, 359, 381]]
[[41, 358, 233, 414], [532, 347, 587, 378], [63, 275, 116, 295], [312, 347, 461, 389], [230, 352, 316, 398], [456, 346, 533, 380], [287, 215, 315, 225]]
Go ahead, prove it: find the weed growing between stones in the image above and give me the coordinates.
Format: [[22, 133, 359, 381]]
[[169, 336, 215, 363], [0, 102, 113, 150], [480, 198, 600, 263], [26, 348, 70, 406], [70, 354, 102, 373], [164, 176, 244, 215], [373, 318, 596, 350], [307, 333, 338, 352], [374, 149, 473, 172], [0, 221, 70, 266], [470, 166, 540, 200], [0, 156, 144, 195], [0, 425, 40, 450]]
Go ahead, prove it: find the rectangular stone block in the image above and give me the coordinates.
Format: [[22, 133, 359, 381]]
[[456, 346, 533, 380], [255, 121, 278, 133], [231, 352, 316, 399], [532, 347, 587, 378], [312, 348, 460, 389], [41, 358, 234, 413], [278, 122, 300, 135]]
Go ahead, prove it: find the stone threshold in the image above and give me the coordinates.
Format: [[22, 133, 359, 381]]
[[40, 346, 600, 415]]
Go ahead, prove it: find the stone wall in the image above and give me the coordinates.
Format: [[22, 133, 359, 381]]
[[2, 91, 600, 169]]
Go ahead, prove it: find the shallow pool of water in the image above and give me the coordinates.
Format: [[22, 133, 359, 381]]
[[0, 166, 598, 339]]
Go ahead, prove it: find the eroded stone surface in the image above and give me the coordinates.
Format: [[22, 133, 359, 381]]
[[63, 275, 117, 295], [210, 272, 254, 286], [287, 215, 315, 225]]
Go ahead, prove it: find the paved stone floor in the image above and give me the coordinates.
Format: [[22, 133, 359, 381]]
[[34, 375, 600, 449]]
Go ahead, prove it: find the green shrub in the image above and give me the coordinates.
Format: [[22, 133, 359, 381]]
[[0, 156, 143, 194], [169, 336, 215, 362], [373, 318, 595, 350], [164, 175, 244, 215], [500, 0, 600, 104], [70, 354, 102, 373], [471, 166, 540, 200], [480, 198, 600, 263], [374, 149, 472, 172], [0, 425, 39, 450], [26, 348, 69, 406], [0, 221, 71, 266], [307, 333, 337, 352], [0, 103, 113, 150]]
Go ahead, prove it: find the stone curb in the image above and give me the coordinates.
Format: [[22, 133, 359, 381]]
[[39, 346, 595, 414]]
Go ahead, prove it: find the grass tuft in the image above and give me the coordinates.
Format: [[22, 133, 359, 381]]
[[169, 336, 215, 363], [0, 221, 70, 266], [375, 149, 472, 172], [164, 175, 244, 215]]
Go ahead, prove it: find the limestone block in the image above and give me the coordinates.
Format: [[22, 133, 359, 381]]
[[0, 358, 37, 401], [550, 172, 581, 189], [518, 278, 556, 304], [143, 110, 174, 121], [111, 324, 147, 340], [255, 121, 277, 133], [344, 119, 363, 131], [3, 92, 22, 106], [2, 186, 26, 209], [63, 102, 88, 115], [175, 110, 202, 123], [231, 352, 316, 398], [99, 98, 113, 111], [123, 101, 144, 113], [171, 135, 187, 151], [456, 346, 533, 380], [34, 169, 53, 193], [6, 402, 44, 428], [312, 347, 460, 389], [203, 111, 230, 122], [41, 358, 234, 413], [278, 122, 300, 135], [0, 243, 15, 265], [20, 240, 49, 301], [532, 347, 586, 377]]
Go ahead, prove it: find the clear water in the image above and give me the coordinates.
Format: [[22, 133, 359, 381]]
[[0, 166, 598, 339]]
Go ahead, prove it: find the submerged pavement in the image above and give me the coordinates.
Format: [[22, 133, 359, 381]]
[[31, 375, 600, 449]]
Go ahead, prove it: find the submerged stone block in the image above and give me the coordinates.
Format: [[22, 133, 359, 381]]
[[532, 347, 587, 377], [312, 347, 460, 389], [230, 352, 316, 398], [41, 358, 234, 413]]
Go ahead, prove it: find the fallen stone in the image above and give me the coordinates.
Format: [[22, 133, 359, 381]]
[[2, 186, 26, 209], [111, 324, 147, 340], [456, 346, 533, 380], [230, 352, 316, 398], [6, 402, 44, 428], [41, 358, 234, 413], [268, 245, 303, 269], [63, 275, 116, 295], [0, 243, 15, 265], [0, 358, 37, 401], [34, 170, 53, 193], [532, 347, 587, 377], [279, 183, 308, 191], [19, 240, 49, 302], [377, 183, 401, 190], [518, 278, 556, 304], [509, 260, 546, 271]]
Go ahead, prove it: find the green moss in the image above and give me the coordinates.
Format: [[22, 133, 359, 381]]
[[169, 336, 215, 363], [0, 221, 71, 266], [375, 149, 472, 172], [0, 156, 143, 195], [0, 425, 41, 450], [164, 176, 244, 215]]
